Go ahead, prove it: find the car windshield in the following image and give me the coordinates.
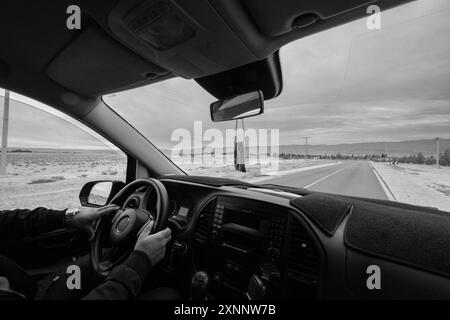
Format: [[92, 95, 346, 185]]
[[104, 0, 450, 211]]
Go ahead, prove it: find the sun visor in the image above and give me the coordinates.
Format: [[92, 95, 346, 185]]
[[45, 25, 169, 97]]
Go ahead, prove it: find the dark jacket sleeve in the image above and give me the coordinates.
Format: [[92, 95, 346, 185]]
[[82, 251, 152, 300], [0, 208, 66, 242]]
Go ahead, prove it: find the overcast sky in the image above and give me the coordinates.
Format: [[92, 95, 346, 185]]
[[1, 0, 449, 149]]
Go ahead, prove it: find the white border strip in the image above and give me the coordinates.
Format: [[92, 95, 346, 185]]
[[250, 162, 342, 183], [371, 162, 397, 201]]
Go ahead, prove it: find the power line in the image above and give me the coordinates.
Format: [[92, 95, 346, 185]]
[[300, 136, 311, 158], [436, 137, 440, 167]]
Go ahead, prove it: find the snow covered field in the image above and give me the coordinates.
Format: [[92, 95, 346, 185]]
[[2, 149, 447, 213], [371, 162, 450, 212], [0, 150, 335, 211], [0, 150, 127, 210]]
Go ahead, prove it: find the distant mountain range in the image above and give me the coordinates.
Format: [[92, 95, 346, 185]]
[[10, 139, 446, 158], [280, 139, 450, 157], [160, 138, 449, 157]]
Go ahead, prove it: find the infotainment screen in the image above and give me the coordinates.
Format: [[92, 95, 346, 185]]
[[224, 208, 261, 230]]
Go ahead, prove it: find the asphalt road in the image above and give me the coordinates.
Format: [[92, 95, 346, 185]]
[[258, 161, 388, 200]]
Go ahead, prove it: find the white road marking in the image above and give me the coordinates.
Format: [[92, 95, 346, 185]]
[[250, 161, 342, 183], [304, 165, 350, 189], [370, 163, 397, 201]]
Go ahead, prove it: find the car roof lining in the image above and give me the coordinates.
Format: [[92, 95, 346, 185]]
[[0, 0, 412, 117], [45, 25, 171, 98]]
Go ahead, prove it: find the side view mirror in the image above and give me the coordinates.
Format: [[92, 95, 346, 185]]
[[79, 180, 125, 207], [210, 91, 264, 122]]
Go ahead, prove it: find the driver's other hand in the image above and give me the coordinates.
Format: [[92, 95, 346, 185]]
[[66, 204, 120, 241], [134, 221, 172, 266]]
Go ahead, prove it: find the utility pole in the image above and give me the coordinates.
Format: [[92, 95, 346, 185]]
[[436, 137, 440, 167], [300, 136, 311, 158], [1, 90, 10, 175]]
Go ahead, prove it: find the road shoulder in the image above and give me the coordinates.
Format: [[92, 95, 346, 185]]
[[371, 161, 450, 212]]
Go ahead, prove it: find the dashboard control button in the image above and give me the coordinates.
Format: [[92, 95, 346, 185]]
[[267, 246, 280, 258], [172, 241, 188, 255]]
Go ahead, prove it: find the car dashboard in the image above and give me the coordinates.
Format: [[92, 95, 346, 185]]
[[148, 177, 325, 300], [128, 176, 450, 300]]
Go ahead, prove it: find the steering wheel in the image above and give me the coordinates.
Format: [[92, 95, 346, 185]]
[[91, 178, 170, 278]]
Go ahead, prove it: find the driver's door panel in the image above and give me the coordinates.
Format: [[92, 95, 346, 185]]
[[0, 228, 89, 271]]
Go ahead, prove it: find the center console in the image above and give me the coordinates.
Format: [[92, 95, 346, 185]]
[[212, 197, 286, 264], [195, 195, 290, 299]]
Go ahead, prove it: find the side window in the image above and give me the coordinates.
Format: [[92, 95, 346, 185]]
[[0, 91, 127, 210]]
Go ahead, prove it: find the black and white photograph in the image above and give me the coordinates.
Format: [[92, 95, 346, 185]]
[[0, 0, 449, 312]]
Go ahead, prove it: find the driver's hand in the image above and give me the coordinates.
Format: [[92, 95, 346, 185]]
[[134, 221, 172, 266], [66, 204, 120, 240]]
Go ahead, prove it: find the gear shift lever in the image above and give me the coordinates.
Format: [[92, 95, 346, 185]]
[[190, 271, 209, 300]]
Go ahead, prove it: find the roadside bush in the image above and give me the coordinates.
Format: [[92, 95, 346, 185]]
[[28, 178, 57, 184], [28, 176, 65, 184], [440, 148, 450, 166]]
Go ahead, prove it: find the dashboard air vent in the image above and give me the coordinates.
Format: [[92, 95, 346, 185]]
[[287, 218, 321, 285], [194, 200, 214, 243]]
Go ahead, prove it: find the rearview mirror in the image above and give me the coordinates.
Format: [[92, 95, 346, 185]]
[[79, 180, 125, 207], [210, 91, 264, 122]]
